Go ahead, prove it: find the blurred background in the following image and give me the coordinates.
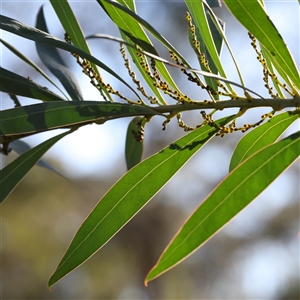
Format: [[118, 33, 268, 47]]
[[1, 0, 299, 299]]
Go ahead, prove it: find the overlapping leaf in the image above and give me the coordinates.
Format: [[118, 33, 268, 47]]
[[0, 131, 70, 203], [0, 101, 161, 142], [0, 14, 141, 99], [145, 130, 300, 284], [35, 6, 83, 101], [0, 38, 68, 99], [48, 115, 235, 288], [230, 111, 299, 171]]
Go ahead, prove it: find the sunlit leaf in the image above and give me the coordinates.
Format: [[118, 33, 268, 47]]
[[145, 131, 300, 284], [229, 111, 299, 171], [48, 115, 235, 288], [35, 6, 83, 101], [0, 131, 70, 203], [0, 67, 66, 102], [0, 101, 161, 142]]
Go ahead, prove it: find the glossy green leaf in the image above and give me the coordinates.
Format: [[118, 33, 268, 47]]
[[35, 6, 83, 101], [125, 117, 145, 170], [0, 38, 68, 99], [229, 111, 299, 171], [223, 0, 300, 89], [49, 0, 113, 102], [0, 101, 161, 142], [146, 130, 300, 284], [48, 114, 235, 288], [0, 14, 141, 100], [9, 139, 63, 176], [0, 67, 66, 102], [0, 131, 70, 203]]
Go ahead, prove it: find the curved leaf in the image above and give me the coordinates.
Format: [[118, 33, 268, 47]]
[[146, 130, 300, 284], [223, 0, 300, 89], [0, 130, 70, 203], [35, 6, 83, 101], [229, 111, 299, 171], [0, 101, 161, 141], [125, 117, 145, 170], [48, 114, 235, 288], [0, 67, 66, 101]]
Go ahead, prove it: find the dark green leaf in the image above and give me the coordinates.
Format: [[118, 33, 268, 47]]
[[0, 67, 66, 101], [146, 130, 300, 284], [35, 6, 83, 101], [48, 115, 235, 288], [0, 131, 70, 203], [125, 117, 145, 170], [229, 111, 299, 171]]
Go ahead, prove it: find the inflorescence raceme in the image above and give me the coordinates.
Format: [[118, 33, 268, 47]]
[[64, 10, 299, 137]]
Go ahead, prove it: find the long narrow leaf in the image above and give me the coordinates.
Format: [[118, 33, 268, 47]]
[[0, 67, 66, 102], [0, 130, 70, 203], [223, 0, 300, 89], [0, 101, 161, 142], [146, 130, 300, 284], [0, 14, 141, 100], [35, 6, 83, 101], [229, 111, 299, 171], [48, 114, 235, 288]]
